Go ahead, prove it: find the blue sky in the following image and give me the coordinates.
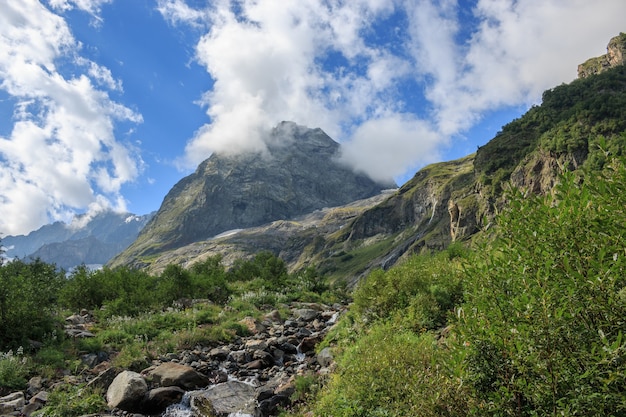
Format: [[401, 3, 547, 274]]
[[1, 0, 625, 236]]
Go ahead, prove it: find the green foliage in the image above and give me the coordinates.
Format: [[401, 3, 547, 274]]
[[0, 348, 29, 392], [474, 65, 626, 191], [313, 325, 469, 417], [352, 252, 463, 331], [229, 251, 289, 289], [460, 160, 626, 416], [0, 259, 65, 349], [34, 385, 107, 417]]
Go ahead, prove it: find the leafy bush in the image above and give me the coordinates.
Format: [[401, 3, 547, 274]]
[[352, 252, 463, 331], [0, 348, 29, 392], [0, 259, 65, 349], [312, 324, 469, 417], [34, 385, 106, 417], [460, 161, 626, 415]]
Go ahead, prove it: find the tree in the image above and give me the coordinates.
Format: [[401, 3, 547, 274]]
[[0, 259, 65, 349]]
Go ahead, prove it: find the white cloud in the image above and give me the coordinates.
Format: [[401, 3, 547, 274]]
[[159, 0, 626, 186], [405, 0, 626, 135], [0, 0, 142, 235], [47, 0, 112, 21], [340, 115, 442, 183]]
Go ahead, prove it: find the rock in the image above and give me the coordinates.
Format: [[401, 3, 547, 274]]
[[190, 381, 257, 417], [29, 391, 48, 404], [240, 316, 266, 334], [298, 334, 323, 353], [81, 353, 100, 368], [317, 347, 334, 367], [65, 313, 86, 325], [0, 391, 25, 414], [264, 310, 282, 323], [258, 394, 290, 416], [87, 367, 119, 390], [245, 359, 269, 370], [149, 362, 210, 390], [209, 347, 230, 361], [22, 401, 43, 416], [106, 370, 148, 411], [141, 386, 185, 415], [293, 308, 319, 322], [27, 376, 43, 396], [245, 339, 268, 351]]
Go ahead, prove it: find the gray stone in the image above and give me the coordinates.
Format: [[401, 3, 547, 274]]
[[149, 362, 209, 390], [190, 381, 257, 417], [0, 391, 25, 414], [293, 308, 319, 322], [317, 347, 334, 367], [106, 370, 148, 411], [141, 386, 185, 415], [87, 367, 119, 391]]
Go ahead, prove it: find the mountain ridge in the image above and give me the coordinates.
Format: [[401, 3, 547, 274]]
[[110, 121, 395, 268]]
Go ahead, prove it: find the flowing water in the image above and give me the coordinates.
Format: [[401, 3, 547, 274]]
[[162, 391, 255, 417]]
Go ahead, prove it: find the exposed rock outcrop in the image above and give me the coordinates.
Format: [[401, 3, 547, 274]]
[[578, 33, 626, 78]]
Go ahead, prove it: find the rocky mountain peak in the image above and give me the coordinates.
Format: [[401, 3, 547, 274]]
[[578, 32, 626, 78], [111, 122, 395, 267]]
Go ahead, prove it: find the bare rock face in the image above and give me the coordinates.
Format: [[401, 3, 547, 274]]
[[578, 33, 626, 78], [112, 121, 394, 267]]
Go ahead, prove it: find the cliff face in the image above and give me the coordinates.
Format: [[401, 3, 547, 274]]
[[578, 33, 626, 78], [111, 122, 395, 268]]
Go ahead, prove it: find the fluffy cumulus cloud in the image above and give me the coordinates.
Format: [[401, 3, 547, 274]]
[[0, 0, 142, 235], [159, 0, 626, 181]]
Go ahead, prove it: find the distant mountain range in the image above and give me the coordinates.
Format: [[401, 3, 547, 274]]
[[2, 211, 153, 269]]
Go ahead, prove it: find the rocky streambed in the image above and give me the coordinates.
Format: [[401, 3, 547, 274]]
[[0, 302, 342, 417]]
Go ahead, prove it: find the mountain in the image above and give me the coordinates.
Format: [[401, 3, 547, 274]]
[[111, 34, 626, 284], [110, 122, 396, 268], [2, 211, 153, 269]]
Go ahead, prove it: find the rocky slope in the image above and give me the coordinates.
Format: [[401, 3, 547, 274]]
[[111, 122, 395, 268]]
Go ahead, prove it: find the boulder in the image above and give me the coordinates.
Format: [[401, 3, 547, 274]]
[[87, 367, 119, 390], [149, 362, 210, 389], [317, 347, 334, 367], [141, 386, 186, 415], [240, 316, 266, 334], [0, 391, 25, 414], [106, 370, 148, 411], [190, 381, 257, 416], [293, 308, 319, 322]]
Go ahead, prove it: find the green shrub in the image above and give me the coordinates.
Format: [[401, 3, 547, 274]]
[[352, 253, 463, 331], [460, 161, 626, 415], [0, 348, 29, 392], [312, 324, 469, 417], [0, 259, 65, 349], [34, 384, 106, 417]]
